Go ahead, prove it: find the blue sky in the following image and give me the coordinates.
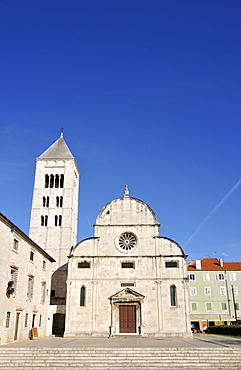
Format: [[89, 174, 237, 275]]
[[0, 0, 240, 262]]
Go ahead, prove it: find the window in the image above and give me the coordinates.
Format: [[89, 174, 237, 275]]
[[41, 282, 46, 303], [13, 239, 19, 252], [50, 174, 54, 188], [217, 273, 225, 281], [80, 286, 86, 306], [235, 303, 240, 311], [45, 174, 49, 188], [10, 266, 18, 292], [27, 275, 34, 299], [78, 261, 91, 268], [190, 287, 197, 296], [5, 311, 11, 328], [55, 215, 62, 226], [191, 302, 198, 311], [121, 282, 135, 287], [220, 286, 226, 295], [56, 196, 63, 208], [30, 251, 34, 262], [43, 196, 49, 207], [41, 216, 48, 226], [230, 273, 236, 281], [39, 315, 42, 327], [42, 260, 46, 270], [189, 273, 195, 281], [221, 302, 227, 311], [24, 313, 29, 328], [55, 174, 59, 188], [121, 262, 135, 269], [51, 290, 55, 298], [60, 174, 64, 188], [233, 286, 238, 295], [165, 261, 178, 268], [203, 273, 210, 281], [118, 232, 136, 251], [170, 285, 177, 306], [204, 287, 211, 295], [206, 302, 213, 311]]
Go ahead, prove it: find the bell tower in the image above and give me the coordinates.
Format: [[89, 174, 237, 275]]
[[29, 133, 80, 269]]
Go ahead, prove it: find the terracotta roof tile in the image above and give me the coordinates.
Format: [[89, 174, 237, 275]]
[[187, 258, 241, 270]]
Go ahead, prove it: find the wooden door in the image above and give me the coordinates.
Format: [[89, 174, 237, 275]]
[[119, 305, 136, 333]]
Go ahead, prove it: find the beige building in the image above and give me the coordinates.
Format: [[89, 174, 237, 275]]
[[0, 213, 55, 344], [65, 186, 191, 337]]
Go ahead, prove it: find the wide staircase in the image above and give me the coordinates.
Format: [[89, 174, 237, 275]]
[[0, 347, 241, 369]]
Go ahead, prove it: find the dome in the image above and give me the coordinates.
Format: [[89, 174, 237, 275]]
[[95, 186, 160, 226]]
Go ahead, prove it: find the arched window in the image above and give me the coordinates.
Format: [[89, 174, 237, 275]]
[[45, 175, 49, 188], [60, 174, 64, 188], [80, 286, 86, 306], [60, 196, 63, 207], [170, 285, 177, 307], [55, 174, 59, 188], [45, 215, 48, 226], [55, 215, 58, 226], [50, 174, 54, 188], [41, 216, 44, 226], [56, 196, 59, 207], [59, 215, 62, 226]]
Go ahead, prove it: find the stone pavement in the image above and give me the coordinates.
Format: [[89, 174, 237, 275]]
[[2, 333, 241, 348]]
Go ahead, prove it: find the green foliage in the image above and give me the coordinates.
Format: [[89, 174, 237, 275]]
[[208, 325, 241, 336]]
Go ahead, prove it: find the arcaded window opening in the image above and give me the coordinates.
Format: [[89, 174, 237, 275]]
[[60, 174, 64, 188], [55, 174, 59, 188]]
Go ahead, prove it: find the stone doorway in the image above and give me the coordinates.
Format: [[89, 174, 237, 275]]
[[52, 313, 65, 335]]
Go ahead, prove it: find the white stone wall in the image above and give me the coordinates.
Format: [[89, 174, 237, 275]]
[[0, 214, 54, 344]]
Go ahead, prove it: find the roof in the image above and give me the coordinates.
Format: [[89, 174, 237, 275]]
[[37, 134, 74, 160], [187, 257, 241, 271], [0, 212, 55, 262]]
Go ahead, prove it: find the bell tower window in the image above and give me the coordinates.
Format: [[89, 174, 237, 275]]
[[60, 174, 64, 188], [55, 174, 59, 188]]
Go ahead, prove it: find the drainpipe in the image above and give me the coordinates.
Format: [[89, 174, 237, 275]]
[[231, 285, 238, 321]]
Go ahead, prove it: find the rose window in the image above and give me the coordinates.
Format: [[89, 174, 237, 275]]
[[118, 233, 136, 251]]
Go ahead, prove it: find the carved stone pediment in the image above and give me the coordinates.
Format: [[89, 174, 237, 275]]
[[109, 288, 145, 302]]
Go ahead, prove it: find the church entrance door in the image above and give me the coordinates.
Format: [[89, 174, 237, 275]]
[[119, 305, 136, 333]]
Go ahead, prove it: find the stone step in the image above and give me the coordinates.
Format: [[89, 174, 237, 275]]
[[0, 348, 240, 369]]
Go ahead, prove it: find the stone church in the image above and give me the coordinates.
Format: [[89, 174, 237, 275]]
[[29, 134, 191, 337]]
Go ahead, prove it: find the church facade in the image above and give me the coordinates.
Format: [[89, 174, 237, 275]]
[[65, 186, 191, 337], [27, 134, 191, 338]]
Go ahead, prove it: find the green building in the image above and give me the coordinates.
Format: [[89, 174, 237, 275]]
[[187, 258, 241, 331]]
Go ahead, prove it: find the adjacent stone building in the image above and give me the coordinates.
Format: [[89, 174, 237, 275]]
[[188, 258, 241, 331], [0, 213, 55, 344]]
